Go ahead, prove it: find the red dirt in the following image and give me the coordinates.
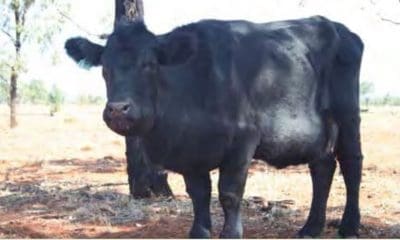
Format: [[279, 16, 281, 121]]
[[0, 105, 399, 238]]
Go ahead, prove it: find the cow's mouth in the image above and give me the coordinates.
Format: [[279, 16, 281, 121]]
[[102, 106, 154, 136], [105, 117, 135, 136], [103, 115, 154, 137]]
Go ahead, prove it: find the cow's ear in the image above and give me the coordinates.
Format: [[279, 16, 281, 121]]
[[65, 37, 104, 69], [156, 32, 197, 66]]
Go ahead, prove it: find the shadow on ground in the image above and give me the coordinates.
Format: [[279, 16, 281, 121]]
[[0, 180, 399, 238], [0, 159, 399, 238]]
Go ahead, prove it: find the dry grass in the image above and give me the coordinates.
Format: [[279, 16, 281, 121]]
[[0, 104, 399, 238]]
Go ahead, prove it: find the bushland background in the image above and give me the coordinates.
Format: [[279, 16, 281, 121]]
[[0, 0, 399, 238]]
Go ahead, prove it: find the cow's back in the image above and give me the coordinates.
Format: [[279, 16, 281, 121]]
[[188, 16, 339, 111]]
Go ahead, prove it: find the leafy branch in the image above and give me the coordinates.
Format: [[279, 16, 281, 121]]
[[56, 8, 109, 39], [0, 27, 16, 44], [368, 0, 400, 26]]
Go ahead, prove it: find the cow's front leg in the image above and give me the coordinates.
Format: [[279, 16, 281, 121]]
[[184, 173, 212, 238], [218, 164, 249, 238], [298, 154, 336, 237], [218, 158, 250, 238]]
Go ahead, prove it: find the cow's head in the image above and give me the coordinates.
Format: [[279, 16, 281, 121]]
[[65, 21, 196, 136]]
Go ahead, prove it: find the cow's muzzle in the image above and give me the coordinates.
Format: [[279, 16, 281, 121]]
[[103, 101, 135, 136]]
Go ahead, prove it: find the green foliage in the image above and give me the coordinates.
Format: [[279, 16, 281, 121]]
[[0, 0, 71, 51], [0, 0, 70, 124], [20, 79, 48, 104], [360, 81, 374, 97], [0, 51, 10, 103], [388, 97, 400, 106], [360, 82, 400, 107], [48, 84, 64, 115], [0, 79, 9, 104], [76, 94, 105, 105], [360, 81, 375, 107], [369, 94, 400, 106]]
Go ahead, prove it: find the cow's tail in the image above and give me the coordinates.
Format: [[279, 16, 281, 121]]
[[329, 23, 364, 163]]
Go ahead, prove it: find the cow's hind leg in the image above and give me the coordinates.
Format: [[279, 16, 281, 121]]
[[298, 154, 336, 237], [126, 137, 173, 198], [126, 137, 152, 198], [336, 115, 362, 237], [184, 173, 212, 238], [149, 169, 173, 197], [330, 27, 363, 237]]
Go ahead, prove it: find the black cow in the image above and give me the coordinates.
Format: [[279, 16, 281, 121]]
[[65, 16, 363, 238]]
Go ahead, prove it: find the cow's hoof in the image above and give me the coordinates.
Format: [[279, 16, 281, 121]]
[[131, 188, 152, 199], [338, 226, 359, 238], [297, 225, 323, 238], [337, 233, 358, 239], [338, 219, 359, 238], [151, 184, 173, 198], [295, 232, 319, 239], [189, 226, 211, 238], [219, 230, 242, 239]]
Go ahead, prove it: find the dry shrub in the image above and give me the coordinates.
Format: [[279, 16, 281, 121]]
[[80, 145, 93, 152], [388, 224, 400, 237], [112, 140, 122, 146], [63, 117, 77, 124]]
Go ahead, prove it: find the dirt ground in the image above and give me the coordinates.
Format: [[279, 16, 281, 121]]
[[0, 104, 399, 238]]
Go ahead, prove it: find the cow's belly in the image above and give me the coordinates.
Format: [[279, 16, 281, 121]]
[[255, 108, 325, 168], [160, 132, 229, 173], [144, 116, 236, 174]]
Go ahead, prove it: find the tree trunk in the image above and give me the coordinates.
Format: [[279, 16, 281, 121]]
[[113, 0, 173, 198], [9, 3, 22, 129], [9, 66, 17, 128], [10, 42, 21, 128], [114, 0, 144, 28]]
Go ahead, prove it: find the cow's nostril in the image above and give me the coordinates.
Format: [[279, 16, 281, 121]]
[[107, 105, 114, 114], [108, 104, 116, 114], [122, 104, 130, 113], [106, 101, 131, 116]]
